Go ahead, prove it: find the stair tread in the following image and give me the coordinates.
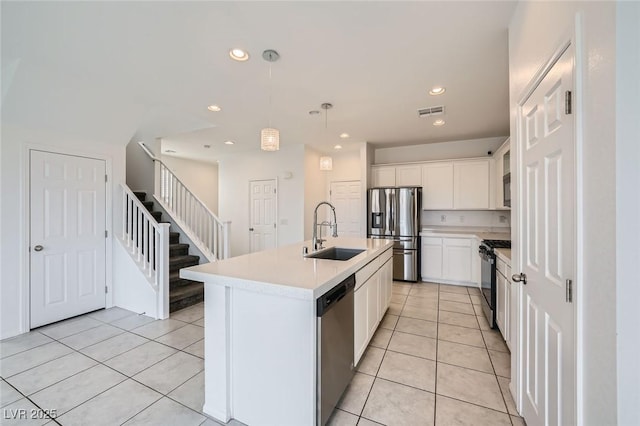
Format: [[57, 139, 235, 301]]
[[170, 243, 189, 250], [169, 254, 199, 263]]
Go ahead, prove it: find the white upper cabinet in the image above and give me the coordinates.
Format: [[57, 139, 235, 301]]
[[493, 138, 511, 210], [453, 160, 490, 209], [422, 163, 454, 210], [371, 166, 396, 187], [395, 165, 422, 186]]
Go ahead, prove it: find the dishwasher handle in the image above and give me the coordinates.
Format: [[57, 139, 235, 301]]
[[317, 274, 355, 317]]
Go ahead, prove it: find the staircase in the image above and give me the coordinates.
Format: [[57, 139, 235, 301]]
[[134, 191, 204, 312]]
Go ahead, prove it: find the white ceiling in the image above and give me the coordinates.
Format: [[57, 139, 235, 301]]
[[1, 1, 516, 162]]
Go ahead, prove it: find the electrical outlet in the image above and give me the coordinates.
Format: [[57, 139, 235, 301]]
[[440, 215, 446, 223], [499, 215, 507, 223]]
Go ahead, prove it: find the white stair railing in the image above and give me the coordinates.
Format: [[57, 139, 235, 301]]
[[120, 183, 170, 319], [138, 141, 231, 261]]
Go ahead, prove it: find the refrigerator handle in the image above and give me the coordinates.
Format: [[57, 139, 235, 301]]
[[389, 191, 394, 232]]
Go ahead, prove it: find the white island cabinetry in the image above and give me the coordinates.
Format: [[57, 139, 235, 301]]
[[181, 237, 393, 426], [354, 249, 393, 363]]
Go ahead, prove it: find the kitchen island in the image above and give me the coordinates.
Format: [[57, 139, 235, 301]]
[[181, 237, 393, 426]]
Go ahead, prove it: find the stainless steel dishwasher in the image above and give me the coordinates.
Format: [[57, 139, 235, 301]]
[[317, 274, 355, 426]]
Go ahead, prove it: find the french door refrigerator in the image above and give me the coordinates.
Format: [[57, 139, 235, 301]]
[[368, 187, 421, 282]]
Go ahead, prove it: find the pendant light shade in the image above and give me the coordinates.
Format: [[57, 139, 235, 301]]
[[261, 128, 280, 151], [261, 49, 280, 151], [319, 156, 333, 171]]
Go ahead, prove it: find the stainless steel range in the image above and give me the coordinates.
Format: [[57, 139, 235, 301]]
[[478, 239, 511, 328]]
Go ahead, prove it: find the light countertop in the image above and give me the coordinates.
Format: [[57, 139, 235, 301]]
[[495, 248, 511, 263], [420, 226, 511, 242], [180, 237, 393, 301]]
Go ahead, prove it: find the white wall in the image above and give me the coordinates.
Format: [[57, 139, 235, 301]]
[[126, 139, 158, 196], [303, 147, 328, 241], [218, 145, 305, 257], [0, 124, 126, 339], [422, 210, 510, 230], [615, 2, 640, 424], [509, 2, 617, 424], [374, 136, 507, 164], [160, 155, 219, 215]]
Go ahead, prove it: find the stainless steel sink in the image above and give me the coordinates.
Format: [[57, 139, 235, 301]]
[[305, 247, 365, 261]]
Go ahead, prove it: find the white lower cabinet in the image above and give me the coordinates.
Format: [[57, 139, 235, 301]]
[[422, 236, 475, 285], [354, 249, 393, 364], [421, 237, 444, 281], [443, 238, 472, 282], [496, 257, 511, 346]]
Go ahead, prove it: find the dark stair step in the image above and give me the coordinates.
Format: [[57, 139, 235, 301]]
[[169, 243, 189, 257], [142, 201, 154, 211], [169, 232, 180, 244], [150, 211, 162, 221], [170, 271, 200, 290], [169, 255, 200, 272], [170, 282, 204, 313], [133, 191, 146, 201]]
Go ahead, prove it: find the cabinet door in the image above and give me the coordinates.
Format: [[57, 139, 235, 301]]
[[453, 161, 490, 209], [504, 270, 511, 349], [367, 273, 380, 337], [396, 165, 422, 186], [378, 259, 392, 316], [443, 238, 472, 282], [372, 166, 396, 187], [495, 146, 504, 209], [354, 285, 368, 365], [421, 237, 443, 281], [385, 259, 393, 309], [496, 272, 506, 338], [508, 266, 516, 350], [421, 163, 454, 209]]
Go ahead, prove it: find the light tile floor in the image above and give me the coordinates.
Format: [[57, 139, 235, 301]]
[[330, 281, 526, 426], [0, 282, 525, 426]]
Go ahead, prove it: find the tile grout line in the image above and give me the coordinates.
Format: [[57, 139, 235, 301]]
[[354, 280, 412, 423], [433, 283, 442, 425], [1, 377, 61, 425], [3, 310, 205, 422]]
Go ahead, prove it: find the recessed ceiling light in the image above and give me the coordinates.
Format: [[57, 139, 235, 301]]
[[433, 119, 446, 126], [165, 149, 176, 153], [309, 110, 320, 115], [334, 145, 342, 150], [224, 140, 235, 145], [429, 86, 446, 96], [339, 133, 350, 139], [204, 144, 211, 149], [207, 105, 221, 112], [229, 48, 249, 61]]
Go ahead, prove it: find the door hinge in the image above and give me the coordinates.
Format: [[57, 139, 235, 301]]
[[105, 174, 108, 183], [565, 91, 572, 115], [566, 279, 573, 302], [273, 188, 277, 194], [273, 223, 276, 229], [105, 286, 108, 294], [105, 230, 108, 238]]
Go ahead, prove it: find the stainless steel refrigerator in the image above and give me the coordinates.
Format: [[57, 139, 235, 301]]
[[368, 187, 421, 282]]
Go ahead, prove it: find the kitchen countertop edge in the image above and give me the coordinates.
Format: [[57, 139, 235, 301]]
[[180, 237, 394, 301]]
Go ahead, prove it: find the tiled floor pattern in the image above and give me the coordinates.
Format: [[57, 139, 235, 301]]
[[329, 281, 526, 426], [0, 303, 231, 426], [0, 282, 525, 426]]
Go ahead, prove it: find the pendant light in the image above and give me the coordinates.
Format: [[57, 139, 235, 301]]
[[319, 102, 333, 170], [261, 49, 280, 151]]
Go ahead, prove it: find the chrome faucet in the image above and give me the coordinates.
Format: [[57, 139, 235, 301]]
[[312, 201, 338, 251]]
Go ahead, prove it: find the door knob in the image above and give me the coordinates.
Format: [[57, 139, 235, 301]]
[[512, 272, 527, 284], [34, 245, 43, 252]]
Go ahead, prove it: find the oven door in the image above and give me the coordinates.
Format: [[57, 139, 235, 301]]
[[479, 246, 497, 328]]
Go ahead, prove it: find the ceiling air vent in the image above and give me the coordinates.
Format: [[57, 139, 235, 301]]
[[417, 105, 445, 117]]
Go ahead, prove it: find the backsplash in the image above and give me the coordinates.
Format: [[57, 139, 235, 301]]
[[422, 210, 511, 229]]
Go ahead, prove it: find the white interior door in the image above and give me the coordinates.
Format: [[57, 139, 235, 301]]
[[249, 179, 277, 253], [330, 181, 362, 237], [518, 45, 575, 426], [30, 150, 107, 328]]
